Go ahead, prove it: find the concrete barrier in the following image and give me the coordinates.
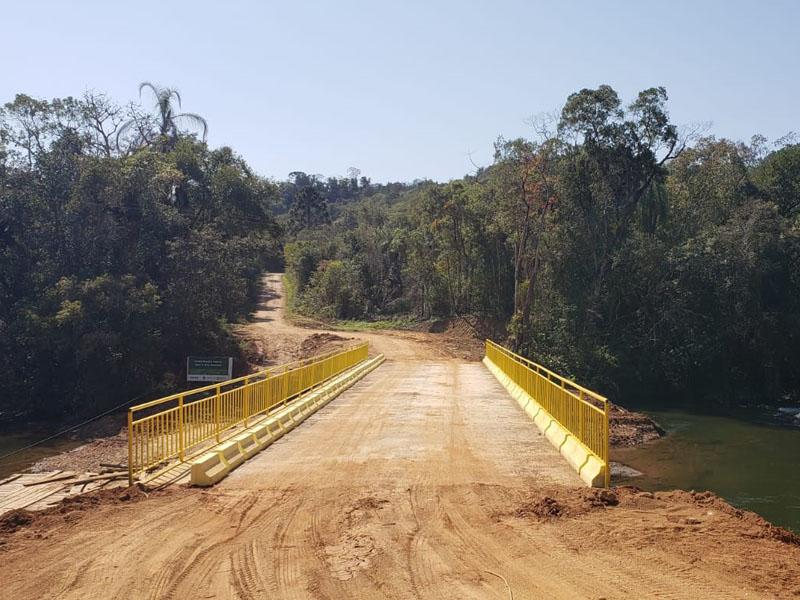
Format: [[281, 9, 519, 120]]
[[190, 354, 386, 486], [190, 451, 227, 486], [483, 356, 606, 487], [236, 433, 260, 459], [253, 422, 281, 449], [219, 440, 245, 468]]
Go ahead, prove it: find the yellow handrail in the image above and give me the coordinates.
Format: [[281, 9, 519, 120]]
[[128, 343, 369, 484], [485, 340, 610, 487]]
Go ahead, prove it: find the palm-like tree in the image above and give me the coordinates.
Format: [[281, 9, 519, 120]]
[[117, 82, 208, 150]]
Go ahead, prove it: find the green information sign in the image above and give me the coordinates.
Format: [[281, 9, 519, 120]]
[[186, 356, 233, 382]]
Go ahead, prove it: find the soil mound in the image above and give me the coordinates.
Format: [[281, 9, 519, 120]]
[[0, 484, 165, 545], [515, 496, 564, 519], [610, 404, 665, 447], [298, 333, 350, 358], [512, 488, 621, 521], [0, 510, 34, 534]]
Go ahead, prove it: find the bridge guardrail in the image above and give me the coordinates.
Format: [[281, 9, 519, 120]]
[[127, 343, 369, 484], [485, 340, 610, 487]]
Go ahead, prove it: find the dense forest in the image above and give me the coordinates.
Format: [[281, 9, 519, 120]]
[[0, 85, 282, 419], [2, 83, 798, 420], [285, 86, 800, 408]]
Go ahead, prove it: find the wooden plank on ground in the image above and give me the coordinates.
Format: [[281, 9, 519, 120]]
[[23, 472, 76, 486], [0, 474, 23, 486], [0, 480, 70, 515]]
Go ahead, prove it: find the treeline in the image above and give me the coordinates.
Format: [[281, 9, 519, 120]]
[[3, 82, 798, 418], [276, 170, 420, 224], [0, 86, 282, 419], [285, 86, 800, 408]]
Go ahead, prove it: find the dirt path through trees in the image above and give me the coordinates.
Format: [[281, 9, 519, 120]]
[[235, 273, 479, 364]]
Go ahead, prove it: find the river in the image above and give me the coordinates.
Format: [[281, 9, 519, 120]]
[[0, 429, 83, 480], [614, 408, 800, 533]]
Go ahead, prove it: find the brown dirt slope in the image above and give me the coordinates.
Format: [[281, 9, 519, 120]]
[[610, 403, 666, 447]]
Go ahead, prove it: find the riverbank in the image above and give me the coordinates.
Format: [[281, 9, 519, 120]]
[[0, 414, 129, 480], [615, 408, 800, 534], [610, 403, 666, 447]]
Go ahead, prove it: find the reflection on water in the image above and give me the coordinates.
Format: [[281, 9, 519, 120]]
[[0, 430, 83, 479], [614, 410, 800, 533]]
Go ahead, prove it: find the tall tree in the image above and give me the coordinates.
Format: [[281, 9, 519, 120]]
[[490, 137, 558, 348], [287, 172, 330, 233], [117, 82, 208, 151], [556, 86, 683, 340]]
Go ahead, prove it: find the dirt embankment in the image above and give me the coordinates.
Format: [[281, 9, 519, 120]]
[[0, 484, 172, 542], [508, 485, 800, 547], [2, 481, 800, 598], [610, 403, 665, 447]]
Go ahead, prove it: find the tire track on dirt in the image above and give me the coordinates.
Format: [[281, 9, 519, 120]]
[[268, 491, 308, 600], [229, 540, 265, 600], [147, 491, 262, 600]]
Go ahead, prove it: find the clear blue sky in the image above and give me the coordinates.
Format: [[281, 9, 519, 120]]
[[3, 0, 798, 182]]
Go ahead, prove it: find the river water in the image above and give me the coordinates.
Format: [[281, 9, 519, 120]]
[[0, 429, 83, 480], [614, 409, 800, 533]]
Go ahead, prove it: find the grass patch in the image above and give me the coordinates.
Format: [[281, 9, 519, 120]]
[[283, 274, 418, 331], [327, 316, 418, 331], [282, 273, 298, 317]]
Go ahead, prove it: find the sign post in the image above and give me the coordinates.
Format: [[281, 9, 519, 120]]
[[186, 356, 233, 383]]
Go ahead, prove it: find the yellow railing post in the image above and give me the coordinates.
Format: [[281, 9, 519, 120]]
[[244, 377, 250, 427], [604, 399, 610, 488], [127, 410, 134, 486], [215, 384, 221, 443], [178, 395, 185, 462]]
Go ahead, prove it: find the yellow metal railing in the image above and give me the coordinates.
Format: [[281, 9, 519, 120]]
[[128, 343, 369, 484], [485, 340, 610, 487]]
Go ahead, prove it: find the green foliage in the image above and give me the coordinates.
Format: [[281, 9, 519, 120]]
[[752, 144, 800, 217], [301, 260, 363, 319], [285, 172, 330, 234], [284, 239, 324, 291], [0, 90, 281, 419], [325, 316, 417, 331], [283, 87, 800, 409]]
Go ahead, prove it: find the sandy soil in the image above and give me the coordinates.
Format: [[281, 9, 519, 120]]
[[1, 274, 799, 599]]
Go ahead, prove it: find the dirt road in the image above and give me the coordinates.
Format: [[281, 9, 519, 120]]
[[235, 273, 481, 364], [2, 275, 799, 599]]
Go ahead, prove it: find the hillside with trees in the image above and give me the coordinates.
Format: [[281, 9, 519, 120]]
[[0, 85, 282, 419], [284, 86, 800, 409]]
